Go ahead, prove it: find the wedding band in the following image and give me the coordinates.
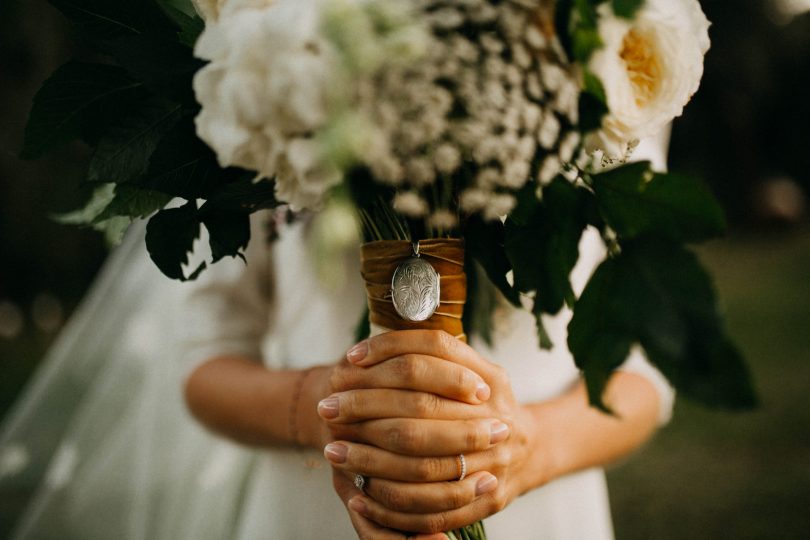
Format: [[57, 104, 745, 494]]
[[457, 454, 467, 481], [354, 474, 367, 493]]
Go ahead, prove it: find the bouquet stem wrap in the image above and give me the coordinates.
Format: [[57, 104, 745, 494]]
[[361, 238, 467, 340], [361, 238, 487, 540]]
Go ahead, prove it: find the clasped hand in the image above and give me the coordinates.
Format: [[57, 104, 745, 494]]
[[316, 330, 539, 538]]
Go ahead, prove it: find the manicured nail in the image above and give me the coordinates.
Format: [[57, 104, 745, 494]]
[[475, 382, 491, 401], [348, 496, 367, 514], [475, 473, 498, 496], [324, 443, 348, 464], [489, 421, 509, 444], [318, 397, 340, 419], [346, 341, 368, 363]]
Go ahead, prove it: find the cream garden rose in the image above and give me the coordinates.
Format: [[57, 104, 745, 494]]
[[588, 0, 711, 157]]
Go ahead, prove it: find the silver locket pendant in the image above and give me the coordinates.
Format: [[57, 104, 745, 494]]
[[391, 242, 440, 322]]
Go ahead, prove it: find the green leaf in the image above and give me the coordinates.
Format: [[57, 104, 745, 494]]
[[94, 184, 173, 222], [463, 215, 520, 307], [568, 239, 757, 411], [612, 0, 644, 19], [53, 183, 117, 225], [140, 117, 224, 199], [48, 0, 174, 41], [155, 0, 197, 18], [198, 179, 279, 216], [105, 32, 203, 98], [593, 162, 727, 243], [145, 201, 205, 281], [21, 62, 143, 158], [156, 0, 204, 47], [87, 98, 184, 184], [578, 70, 609, 133], [52, 183, 134, 245], [201, 212, 250, 264], [505, 179, 590, 315]]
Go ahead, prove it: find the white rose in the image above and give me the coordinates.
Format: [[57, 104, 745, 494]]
[[193, 0, 339, 210], [588, 0, 711, 157]]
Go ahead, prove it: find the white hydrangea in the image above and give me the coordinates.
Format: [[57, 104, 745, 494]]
[[588, 0, 711, 157], [193, 0, 339, 211]]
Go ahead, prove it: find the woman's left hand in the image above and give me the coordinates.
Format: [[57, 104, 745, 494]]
[[326, 330, 550, 534]]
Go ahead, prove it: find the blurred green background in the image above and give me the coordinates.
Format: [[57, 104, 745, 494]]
[[1, 0, 808, 538]]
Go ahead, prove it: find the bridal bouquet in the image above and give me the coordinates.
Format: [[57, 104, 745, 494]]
[[23, 0, 756, 537]]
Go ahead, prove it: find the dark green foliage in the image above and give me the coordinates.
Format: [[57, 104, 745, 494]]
[[568, 239, 757, 411], [506, 179, 589, 314], [145, 201, 205, 281], [463, 215, 521, 307], [593, 162, 727, 242], [22, 0, 272, 279], [21, 62, 145, 158], [611, 0, 644, 19], [87, 98, 184, 184], [93, 184, 173, 222]]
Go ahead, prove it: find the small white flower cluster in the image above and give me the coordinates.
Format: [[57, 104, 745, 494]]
[[332, 0, 582, 224]]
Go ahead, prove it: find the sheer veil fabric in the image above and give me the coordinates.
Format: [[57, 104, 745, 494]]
[[0, 129, 673, 539]]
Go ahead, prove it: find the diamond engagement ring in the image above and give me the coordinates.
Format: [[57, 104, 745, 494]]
[[354, 474, 368, 493], [457, 454, 467, 481]]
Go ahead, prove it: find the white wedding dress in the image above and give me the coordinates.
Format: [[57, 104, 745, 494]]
[[0, 131, 673, 539]]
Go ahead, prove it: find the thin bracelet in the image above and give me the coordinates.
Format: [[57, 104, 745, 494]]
[[289, 367, 316, 447]]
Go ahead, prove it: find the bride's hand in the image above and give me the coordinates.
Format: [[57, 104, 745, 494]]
[[325, 330, 544, 534]]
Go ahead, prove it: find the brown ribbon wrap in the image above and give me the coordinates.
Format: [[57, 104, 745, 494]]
[[360, 238, 467, 342]]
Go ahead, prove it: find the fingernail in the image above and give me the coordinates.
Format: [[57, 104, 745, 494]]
[[324, 443, 348, 464], [346, 341, 368, 363], [475, 473, 498, 496], [348, 496, 367, 514], [489, 421, 509, 444], [318, 397, 340, 419], [475, 382, 491, 401]]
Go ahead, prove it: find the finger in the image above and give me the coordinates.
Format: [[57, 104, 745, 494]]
[[325, 441, 482, 482], [348, 330, 500, 381], [362, 472, 499, 513], [332, 418, 510, 456], [319, 390, 481, 424], [332, 469, 407, 540], [349, 490, 502, 535], [332, 353, 490, 404]]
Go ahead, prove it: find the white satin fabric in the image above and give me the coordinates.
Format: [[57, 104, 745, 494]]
[[0, 129, 673, 539]]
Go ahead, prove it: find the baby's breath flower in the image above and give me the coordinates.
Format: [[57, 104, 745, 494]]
[[393, 191, 429, 217], [429, 209, 458, 230]]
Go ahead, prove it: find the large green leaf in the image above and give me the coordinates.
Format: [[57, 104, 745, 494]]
[[140, 118, 224, 199], [21, 62, 144, 158], [463, 215, 521, 307], [106, 32, 203, 99], [593, 162, 727, 243], [145, 201, 205, 281], [87, 98, 184, 184], [198, 179, 279, 216], [94, 184, 173, 222], [201, 212, 251, 264], [53, 183, 134, 245], [48, 0, 174, 41], [568, 239, 757, 411], [505, 179, 590, 314]]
